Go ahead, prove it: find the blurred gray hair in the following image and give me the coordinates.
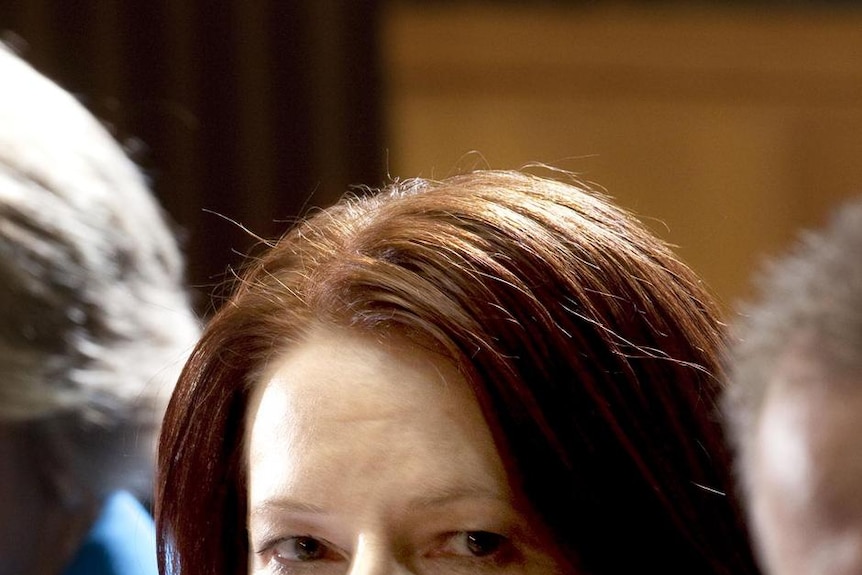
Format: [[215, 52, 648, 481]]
[[0, 47, 199, 439], [724, 198, 862, 477]]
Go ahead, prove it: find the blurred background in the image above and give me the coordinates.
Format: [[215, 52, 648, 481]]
[[3, 0, 861, 315]]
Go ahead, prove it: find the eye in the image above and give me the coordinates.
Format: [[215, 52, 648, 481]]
[[270, 536, 340, 564], [439, 530, 508, 558]]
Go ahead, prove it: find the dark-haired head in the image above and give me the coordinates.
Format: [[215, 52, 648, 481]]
[[158, 170, 757, 574]]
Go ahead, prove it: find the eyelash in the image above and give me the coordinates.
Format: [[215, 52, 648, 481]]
[[258, 535, 344, 570], [257, 530, 515, 571], [435, 530, 514, 563]]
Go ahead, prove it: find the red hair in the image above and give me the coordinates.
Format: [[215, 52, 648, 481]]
[[157, 171, 757, 574]]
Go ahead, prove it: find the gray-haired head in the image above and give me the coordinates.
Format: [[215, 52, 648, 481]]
[[725, 200, 862, 466], [724, 199, 862, 574], [0, 46, 199, 500]]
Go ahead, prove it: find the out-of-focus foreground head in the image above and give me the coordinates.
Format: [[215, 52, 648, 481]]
[[725, 200, 862, 575], [158, 169, 759, 575], [0, 45, 199, 574]]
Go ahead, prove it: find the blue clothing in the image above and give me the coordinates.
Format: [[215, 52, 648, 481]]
[[62, 491, 159, 575]]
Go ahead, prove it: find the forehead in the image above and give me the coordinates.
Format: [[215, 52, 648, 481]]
[[247, 325, 473, 424], [244, 325, 510, 507], [750, 355, 862, 573], [756, 355, 862, 501]]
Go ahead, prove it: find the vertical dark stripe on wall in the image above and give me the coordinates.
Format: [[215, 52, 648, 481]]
[[187, 0, 245, 297], [342, 1, 385, 192], [270, 0, 385, 220], [269, 2, 317, 222]]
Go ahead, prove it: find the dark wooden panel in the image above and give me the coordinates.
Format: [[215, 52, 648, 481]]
[[0, 0, 385, 314]]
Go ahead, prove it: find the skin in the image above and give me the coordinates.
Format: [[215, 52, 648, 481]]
[[245, 325, 563, 575], [749, 350, 862, 575]]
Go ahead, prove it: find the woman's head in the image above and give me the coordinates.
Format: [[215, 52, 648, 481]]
[[158, 171, 756, 574], [246, 324, 564, 574]]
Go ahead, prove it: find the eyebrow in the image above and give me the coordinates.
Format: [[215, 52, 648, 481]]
[[406, 485, 510, 510], [251, 498, 328, 516], [250, 485, 509, 518]]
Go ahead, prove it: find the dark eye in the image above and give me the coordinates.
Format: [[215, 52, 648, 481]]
[[437, 530, 508, 559], [272, 536, 334, 563], [465, 531, 505, 557]]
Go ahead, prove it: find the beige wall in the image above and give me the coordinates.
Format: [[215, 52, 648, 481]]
[[382, 2, 862, 310]]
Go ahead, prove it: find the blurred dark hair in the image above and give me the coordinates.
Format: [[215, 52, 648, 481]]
[[158, 170, 758, 574]]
